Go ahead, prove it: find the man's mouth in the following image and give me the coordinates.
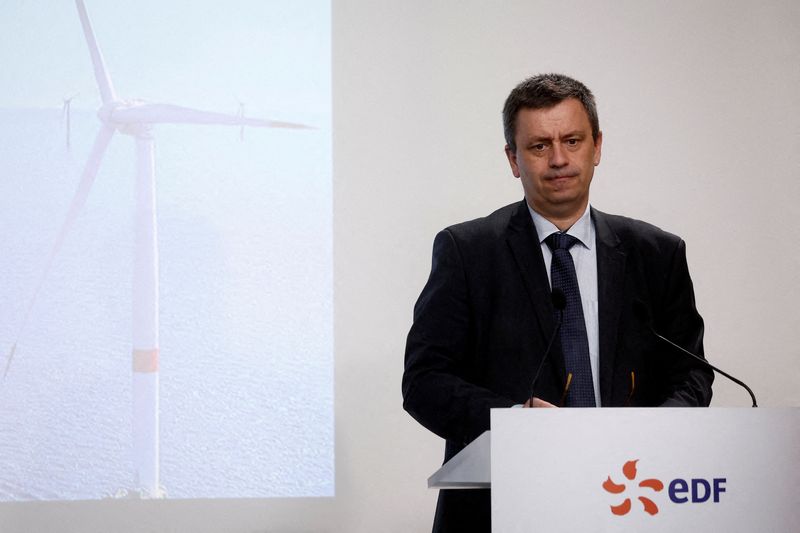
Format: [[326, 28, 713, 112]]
[[546, 172, 578, 181]]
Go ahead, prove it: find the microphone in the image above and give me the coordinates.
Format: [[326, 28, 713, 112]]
[[528, 288, 566, 403], [633, 300, 757, 407]]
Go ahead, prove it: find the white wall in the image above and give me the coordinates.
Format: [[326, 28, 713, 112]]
[[3, 0, 798, 531]]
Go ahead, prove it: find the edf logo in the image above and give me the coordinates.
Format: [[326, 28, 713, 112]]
[[603, 459, 727, 516], [668, 477, 727, 504]]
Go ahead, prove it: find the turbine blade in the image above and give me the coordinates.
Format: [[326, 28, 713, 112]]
[[3, 125, 115, 380], [111, 103, 313, 129], [75, 0, 117, 104], [2, 344, 16, 381], [51, 124, 114, 263]]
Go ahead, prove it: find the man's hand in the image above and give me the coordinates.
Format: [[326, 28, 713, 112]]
[[523, 397, 557, 408]]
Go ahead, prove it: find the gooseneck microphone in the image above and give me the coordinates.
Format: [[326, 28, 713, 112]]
[[528, 288, 566, 403], [633, 300, 758, 408]]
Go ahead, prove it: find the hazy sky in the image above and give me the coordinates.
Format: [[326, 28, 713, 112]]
[[0, 0, 330, 118]]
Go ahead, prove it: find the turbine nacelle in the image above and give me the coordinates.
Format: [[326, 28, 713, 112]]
[[97, 99, 153, 137]]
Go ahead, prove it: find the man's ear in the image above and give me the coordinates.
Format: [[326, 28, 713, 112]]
[[593, 131, 603, 166], [505, 145, 521, 178]]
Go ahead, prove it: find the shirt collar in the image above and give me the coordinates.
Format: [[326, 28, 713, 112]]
[[527, 203, 594, 250]]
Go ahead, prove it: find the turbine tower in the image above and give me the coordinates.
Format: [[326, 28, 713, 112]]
[[4, 0, 310, 498], [62, 93, 78, 150], [236, 98, 245, 141]]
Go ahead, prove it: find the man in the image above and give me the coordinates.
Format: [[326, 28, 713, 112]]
[[402, 74, 713, 532]]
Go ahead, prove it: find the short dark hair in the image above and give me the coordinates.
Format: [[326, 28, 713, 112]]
[[502, 73, 599, 152]]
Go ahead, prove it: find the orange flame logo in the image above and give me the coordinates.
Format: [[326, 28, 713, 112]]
[[602, 459, 664, 516]]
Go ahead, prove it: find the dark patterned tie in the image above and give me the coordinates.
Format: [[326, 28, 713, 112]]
[[545, 232, 596, 407]]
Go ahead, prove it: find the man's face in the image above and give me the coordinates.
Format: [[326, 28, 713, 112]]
[[505, 98, 602, 222]]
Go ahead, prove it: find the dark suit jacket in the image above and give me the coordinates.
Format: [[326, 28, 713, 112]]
[[402, 200, 713, 533]]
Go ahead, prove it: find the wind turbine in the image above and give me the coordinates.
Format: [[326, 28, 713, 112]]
[[235, 97, 245, 141], [61, 93, 78, 150], [4, 0, 310, 498]]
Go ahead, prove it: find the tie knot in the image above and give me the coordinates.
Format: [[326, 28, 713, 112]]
[[545, 232, 580, 251]]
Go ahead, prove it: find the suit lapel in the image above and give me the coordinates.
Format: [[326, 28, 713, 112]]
[[505, 201, 566, 383], [592, 208, 627, 406]]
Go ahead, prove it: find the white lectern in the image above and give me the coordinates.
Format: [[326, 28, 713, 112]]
[[429, 408, 800, 532]]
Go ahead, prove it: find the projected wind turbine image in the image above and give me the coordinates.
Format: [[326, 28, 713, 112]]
[[0, 1, 332, 500]]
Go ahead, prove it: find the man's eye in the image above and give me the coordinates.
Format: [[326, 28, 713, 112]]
[[566, 139, 579, 146], [532, 144, 546, 152]]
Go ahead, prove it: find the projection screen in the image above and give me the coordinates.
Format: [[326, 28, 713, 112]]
[[0, 0, 332, 500]]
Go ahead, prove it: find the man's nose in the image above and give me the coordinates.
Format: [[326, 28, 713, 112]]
[[549, 143, 568, 168]]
